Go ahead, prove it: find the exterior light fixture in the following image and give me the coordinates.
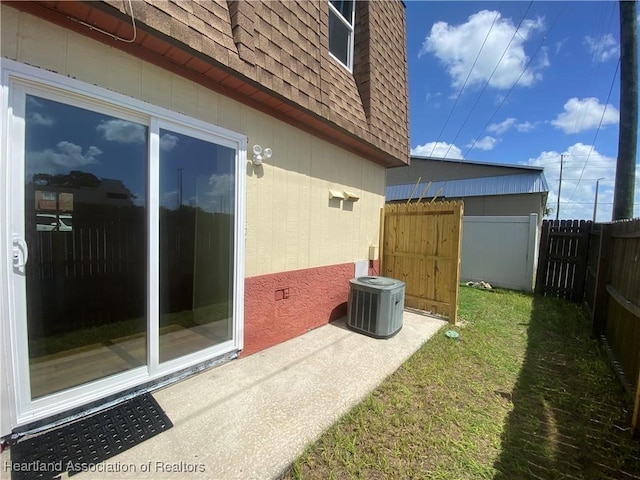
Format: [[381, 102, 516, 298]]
[[252, 145, 272, 166]]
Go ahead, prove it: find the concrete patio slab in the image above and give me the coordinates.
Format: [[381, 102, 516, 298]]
[[4, 311, 446, 480]]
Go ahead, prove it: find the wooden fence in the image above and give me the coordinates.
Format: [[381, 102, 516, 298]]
[[584, 222, 602, 316], [26, 206, 233, 338], [538, 217, 640, 436], [26, 207, 146, 338], [381, 201, 463, 324], [535, 219, 592, 301], [585, 218, 640, 436]]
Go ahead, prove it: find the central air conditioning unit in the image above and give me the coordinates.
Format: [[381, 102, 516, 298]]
[[347, 276, 405, 338]]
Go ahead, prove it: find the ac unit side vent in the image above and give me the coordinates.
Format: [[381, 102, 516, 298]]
[[347, 276, 405, 339]]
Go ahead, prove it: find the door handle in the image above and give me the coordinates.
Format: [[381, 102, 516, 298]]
[[12, 235, 29, 270]]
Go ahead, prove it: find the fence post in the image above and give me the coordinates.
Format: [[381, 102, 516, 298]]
[[535, 220, 550, 295], [592, 223, 612, 336], [379, 206, 385, 275], [526, 214, 539, 292], [633, 369, 640, 437], [572, 221, 592, 302], [449, 201, 463, 325]]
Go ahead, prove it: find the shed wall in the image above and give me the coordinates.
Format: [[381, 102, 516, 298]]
[[461, 215, 539, 292], [458, 194, 546, 220]]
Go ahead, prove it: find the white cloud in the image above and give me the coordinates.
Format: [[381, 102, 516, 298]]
[[27, 97, 44, 109], [536, 45, 551, 70], [29, 141, 102, 174], [161, 190, 178, 209], [208, 173, 234, 195], [96, 119, 146, 144], [487, 117, 538, 135], [425, 91, 443, 108], [411, 142, 463, 159], [28, 112, 54, 127], [584, 34, 619, 63], [469, 136, 498, 151], [515, 121, 538, 132], [420, 10, 546, 90], [203, 173, 235, 213], [494, 93, 507, 105], [160, 133, 179, 151], [522, 143, 626, 220], [132, 192, 144, 207], [552, 97, 619, 134], [26, 97, 54, 126], [488, 118, 517, 135]]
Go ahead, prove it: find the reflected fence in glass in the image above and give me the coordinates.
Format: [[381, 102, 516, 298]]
[[158, 129, 235, 363], [24, 95, 148, 399]]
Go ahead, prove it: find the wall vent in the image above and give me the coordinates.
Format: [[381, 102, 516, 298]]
[[347, 276, 405, 338]]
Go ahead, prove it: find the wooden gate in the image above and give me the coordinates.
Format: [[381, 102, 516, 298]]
[[381, 201, 463, 324], [535, 219, 592, 301]]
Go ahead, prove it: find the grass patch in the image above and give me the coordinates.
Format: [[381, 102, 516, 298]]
[[280, 287, 640, 480]]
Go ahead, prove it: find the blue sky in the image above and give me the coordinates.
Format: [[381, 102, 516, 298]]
[[405, 1, 639, 220]]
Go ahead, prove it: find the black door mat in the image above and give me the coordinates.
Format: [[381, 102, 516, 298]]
[[9, 393, 173, 480]]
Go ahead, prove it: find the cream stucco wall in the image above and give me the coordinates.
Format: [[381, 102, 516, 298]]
[[1, 6, 386, 278]]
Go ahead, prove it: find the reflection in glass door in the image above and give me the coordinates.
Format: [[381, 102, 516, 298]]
[[158, 128, 236, 363], [23, 94, 148, 399], [6, 62, 245, 425]]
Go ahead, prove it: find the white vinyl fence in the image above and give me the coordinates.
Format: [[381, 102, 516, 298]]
[[461, 214, 539, 292]]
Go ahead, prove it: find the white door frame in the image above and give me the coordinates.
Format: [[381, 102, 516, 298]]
[[1, 59, 246, 430]]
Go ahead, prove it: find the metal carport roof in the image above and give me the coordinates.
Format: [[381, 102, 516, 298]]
[[386, 172, 549, 202]]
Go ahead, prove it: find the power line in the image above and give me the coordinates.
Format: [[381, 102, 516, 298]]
[[463, 3, 567, 158], [571, 2, 617, 134], [542, 159, 616, 164], [554, 178, 614, 181], [559, 201, 640, 205], [566, 57, 621, 204], [560, 201, 607, 205], [427, 9, 503, 158], [535, 155, 617, 160], [440, 2, 535, 159]]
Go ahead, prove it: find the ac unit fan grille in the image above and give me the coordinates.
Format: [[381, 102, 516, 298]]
[[349, 288, 378, 333], [347, 276, 405, 338]]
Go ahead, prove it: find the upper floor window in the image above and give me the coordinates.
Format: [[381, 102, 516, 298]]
[[328, 0, 355, 71]]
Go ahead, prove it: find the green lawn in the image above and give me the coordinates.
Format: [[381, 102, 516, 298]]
[[281, 286, 640, 480]]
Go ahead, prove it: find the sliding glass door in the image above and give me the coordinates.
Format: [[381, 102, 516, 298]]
[[23, 94, 148, 400], [4, 61, 245, 424], [158, 128, 236, 364]]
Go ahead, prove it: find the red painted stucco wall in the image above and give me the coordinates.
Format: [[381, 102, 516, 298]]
[[242, 260, 380, 356]]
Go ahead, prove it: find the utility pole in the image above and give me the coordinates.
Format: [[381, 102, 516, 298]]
[[613, 0, 638, 220], [177, 167, 184, 208], [593, 177, 605, 222], [556, 154, 564, 221]]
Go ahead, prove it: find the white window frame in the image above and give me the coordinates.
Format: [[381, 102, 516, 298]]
[[1, 59, 246, 426], [328, 0, 356, 71]]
